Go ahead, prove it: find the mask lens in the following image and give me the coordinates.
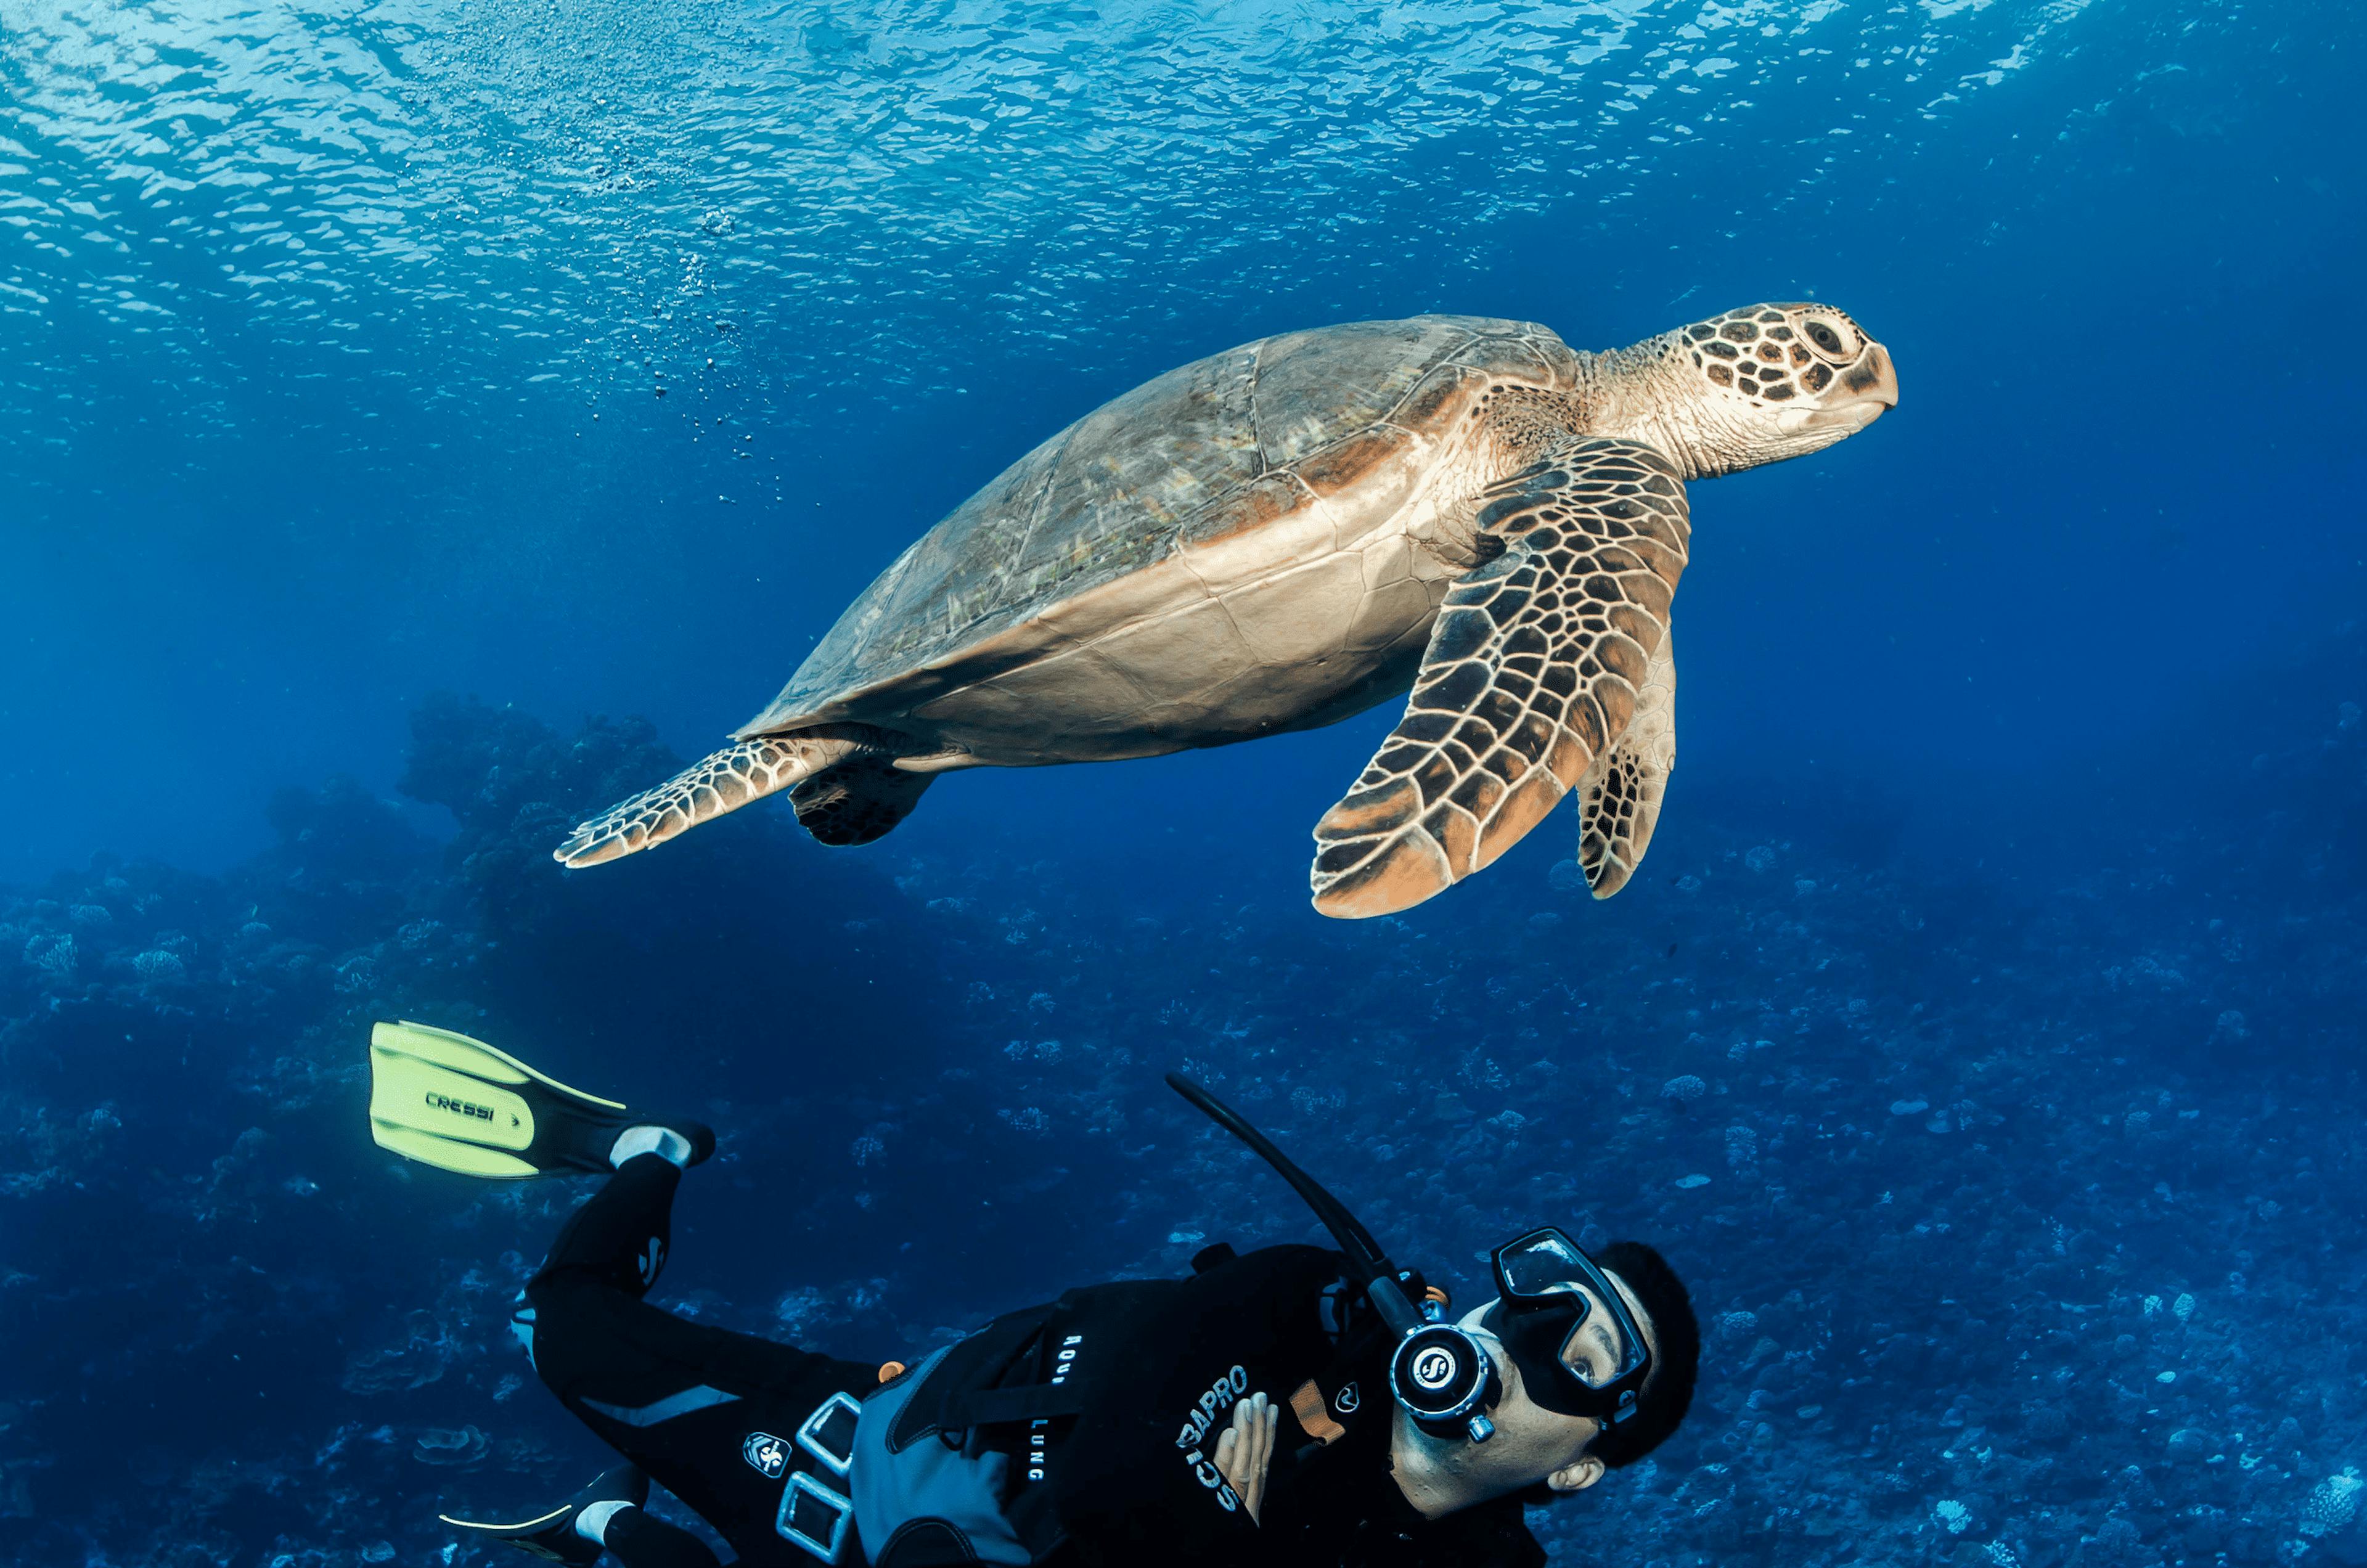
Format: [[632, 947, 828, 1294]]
[[1492, 1230, 1651, 1397], [1496, 1230, 1594, 1299], [1551, 1309, 1624, 1389]]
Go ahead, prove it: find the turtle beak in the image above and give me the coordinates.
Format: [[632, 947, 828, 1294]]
[[1784, 340, 1895, 440], [1839, 341, 1898, 420], [1780, 340, 1897, 442]]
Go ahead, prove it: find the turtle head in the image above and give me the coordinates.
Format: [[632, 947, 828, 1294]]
[[1595, 303, 1897, 480]]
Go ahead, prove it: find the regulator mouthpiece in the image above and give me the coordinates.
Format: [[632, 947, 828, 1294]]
[[1389, 1321, 1500, 1443]]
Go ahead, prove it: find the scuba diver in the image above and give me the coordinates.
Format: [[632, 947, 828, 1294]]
[[368, 1020, 1701, 1568]]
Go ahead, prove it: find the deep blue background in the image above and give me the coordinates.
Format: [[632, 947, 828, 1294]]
[[4, 3, 2365, 1566], [6, 0, 2358, 891]]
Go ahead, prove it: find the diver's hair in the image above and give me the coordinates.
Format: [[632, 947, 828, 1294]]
[[1587, 1239, 1699, 1468]]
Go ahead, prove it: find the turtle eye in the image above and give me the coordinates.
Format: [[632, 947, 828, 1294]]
[[1801, 317, 1856, 361]]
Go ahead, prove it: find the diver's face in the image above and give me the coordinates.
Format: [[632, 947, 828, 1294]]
[[1446, 1268, 1656, 1496]]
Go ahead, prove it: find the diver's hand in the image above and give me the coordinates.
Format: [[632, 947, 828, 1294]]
[[1212, 1390, 1278, 1524]]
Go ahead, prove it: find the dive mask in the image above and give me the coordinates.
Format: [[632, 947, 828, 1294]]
[[1479, 1227, 1653, 1426]]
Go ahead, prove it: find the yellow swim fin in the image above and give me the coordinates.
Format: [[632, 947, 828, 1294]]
[[368, 1020, 633, 1178]]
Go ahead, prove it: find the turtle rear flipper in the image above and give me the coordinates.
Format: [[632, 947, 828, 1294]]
[[791, 755, 937, 846], [554, 732, 881, 867], [1308, 438, 1690, 918]]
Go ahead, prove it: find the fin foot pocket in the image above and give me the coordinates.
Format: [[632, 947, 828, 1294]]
[[441, 1463, 648, 1566]]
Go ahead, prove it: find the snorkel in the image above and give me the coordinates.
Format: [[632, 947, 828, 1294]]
[[1167, 1073, 1505, 1443]]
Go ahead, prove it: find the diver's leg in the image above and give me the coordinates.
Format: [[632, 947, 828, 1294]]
[[524, 1160, 878, 1563], [533, 1150, 687, 1300], [509, 1151, 684, 1366]]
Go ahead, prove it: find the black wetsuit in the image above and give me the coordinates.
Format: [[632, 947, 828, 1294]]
[[525, 1155, 1543, 1568]]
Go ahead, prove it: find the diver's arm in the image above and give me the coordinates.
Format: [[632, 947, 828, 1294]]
[[1053, 1246, 1347, 1565]]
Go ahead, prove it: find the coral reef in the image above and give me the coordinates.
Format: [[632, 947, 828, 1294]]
[[1, 626, 2362, 1567]]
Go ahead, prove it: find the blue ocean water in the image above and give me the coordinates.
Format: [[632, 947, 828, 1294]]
[[2, 1, 2363, 1564]]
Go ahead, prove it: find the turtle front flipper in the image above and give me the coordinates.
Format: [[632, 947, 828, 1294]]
[[1576, 622, 1677, 899], [554, 733, 875, 867], [1309, 438, 1690, 918]]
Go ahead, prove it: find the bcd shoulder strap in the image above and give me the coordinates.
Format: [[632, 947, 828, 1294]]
[[885, 1280, 1174, 1454], [939, 1280, 1170, 1434], [885, 1300, 1058, 1455]]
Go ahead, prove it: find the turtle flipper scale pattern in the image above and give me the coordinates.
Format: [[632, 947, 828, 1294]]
[[1576, 622, 1677, 899], [1309, 438, 1690, 918], [553, 734, 873, 867]]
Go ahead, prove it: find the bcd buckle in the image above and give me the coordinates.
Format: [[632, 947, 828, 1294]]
[[798, 1390, 861, 1476], [776, 1471, 854, 1562]]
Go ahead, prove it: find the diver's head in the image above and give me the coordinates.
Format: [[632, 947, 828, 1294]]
[[1403, 1239, 1699, 1506]]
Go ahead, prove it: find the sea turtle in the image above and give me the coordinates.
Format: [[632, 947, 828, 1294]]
[[555, 304, 1897, 917]]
